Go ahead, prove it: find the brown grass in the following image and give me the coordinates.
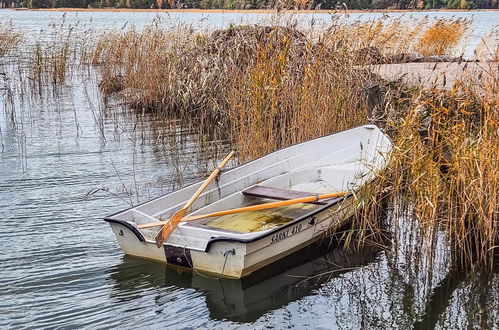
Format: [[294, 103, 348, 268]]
[[416, 19, 470, 56], [93, 24, 374, 158], [381, 81, 498, 268], [93, 18, 470, 157], [0, 23, 22, 57]]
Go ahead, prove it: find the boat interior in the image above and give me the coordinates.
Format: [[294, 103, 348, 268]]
[[110, 125, 391, 240], [133, 161, 371, 239], [186, 163, 367, 233]]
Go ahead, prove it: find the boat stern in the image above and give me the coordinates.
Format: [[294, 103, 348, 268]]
[[104, 217, 249, 278], [105, 218, 167, 262]]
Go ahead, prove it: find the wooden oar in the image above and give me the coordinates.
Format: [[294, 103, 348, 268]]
[[154, 151, 235, 247], [140, 191, 347, 230]]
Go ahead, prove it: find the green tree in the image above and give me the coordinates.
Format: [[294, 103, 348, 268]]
[[29, 0, 55, 7]]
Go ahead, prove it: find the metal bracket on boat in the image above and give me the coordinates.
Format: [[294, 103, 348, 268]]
[[308, 217, 317, 226], [221, 248, 236, 257]]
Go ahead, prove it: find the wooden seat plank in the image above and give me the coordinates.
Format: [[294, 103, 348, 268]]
[[242, 185, 337, 205]]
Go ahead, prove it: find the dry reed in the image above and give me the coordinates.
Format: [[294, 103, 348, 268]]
[[415, 19, 470, 57], [93, 17, 471, 158], [0, 23, 22, 57], [368, 70, 498, 269]]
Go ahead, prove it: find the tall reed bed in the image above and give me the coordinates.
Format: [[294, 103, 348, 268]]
[[93, 18, 470, 158], [384, 79, 497, 269], [92, 23, 367, 158], [0, 22, 22, 57]]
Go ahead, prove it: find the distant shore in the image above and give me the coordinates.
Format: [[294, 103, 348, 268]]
[[11, 7, 499, 14]]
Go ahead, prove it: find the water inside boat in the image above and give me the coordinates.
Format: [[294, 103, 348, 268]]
[[204, 202, 320, 233], [200, 181, 337, 233]]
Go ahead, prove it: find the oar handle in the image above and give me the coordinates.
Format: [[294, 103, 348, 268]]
[[154, 151, 235, 247], [182, 151, 234, 211], [140, 191, 347, 230]]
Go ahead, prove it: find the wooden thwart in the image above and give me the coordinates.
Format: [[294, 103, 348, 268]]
[[139, 191, 347, 230], [243, 185, 336, 205]]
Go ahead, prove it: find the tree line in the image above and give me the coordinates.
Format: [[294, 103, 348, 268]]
[[4, 0, 498, 10]]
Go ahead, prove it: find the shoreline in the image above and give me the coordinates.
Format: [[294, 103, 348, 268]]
[[10, 7, 499, 14]]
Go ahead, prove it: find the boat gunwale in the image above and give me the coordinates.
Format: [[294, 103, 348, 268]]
[[102, 124, 381, 222], [103, 192, 353, 252], [104, 217, 146, 242], [103, 124, 389, 252], [202, 193, 353, 251]]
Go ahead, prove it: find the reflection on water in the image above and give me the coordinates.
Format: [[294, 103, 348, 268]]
[[106, 238, 498, 329], [108, 241, 383, 324]]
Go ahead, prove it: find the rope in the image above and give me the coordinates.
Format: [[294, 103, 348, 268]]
[[181, 246, 236, 280], [183, 246, 220, 280], [215, 168, 222, 194]]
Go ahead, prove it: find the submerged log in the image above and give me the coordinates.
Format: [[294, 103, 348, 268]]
[[388, 52, 424, 64], [425, 55, 463, 63]]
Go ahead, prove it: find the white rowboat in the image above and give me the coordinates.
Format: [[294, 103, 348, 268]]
[[104, 125, 392, 278]]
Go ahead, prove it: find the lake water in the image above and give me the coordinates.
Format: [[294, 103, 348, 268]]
[[1, 9, 498, 329], [1, 9, 498, 56]]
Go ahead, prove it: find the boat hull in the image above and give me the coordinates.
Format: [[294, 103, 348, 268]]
[[107, 194, 356, 278], [105, 124, 392, 278]]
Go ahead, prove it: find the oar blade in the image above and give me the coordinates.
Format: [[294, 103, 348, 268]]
[[155, 210, 184, 247]]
